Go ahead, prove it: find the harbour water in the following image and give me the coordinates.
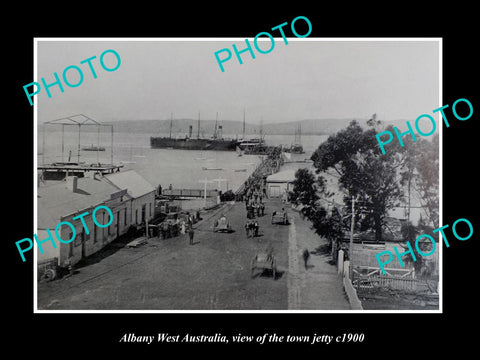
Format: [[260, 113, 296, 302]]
[[37, 129, 329, 209]]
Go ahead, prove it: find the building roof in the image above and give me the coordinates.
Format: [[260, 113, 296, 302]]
[[104, 170, 155, 198], [37, 175, 125, 229], [266, 169, 297, 183]]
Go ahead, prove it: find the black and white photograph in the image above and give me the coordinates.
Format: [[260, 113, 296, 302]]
[[33, 39, 441, 312]]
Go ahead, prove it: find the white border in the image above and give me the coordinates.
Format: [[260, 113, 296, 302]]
[[33, 37, 443, 314]]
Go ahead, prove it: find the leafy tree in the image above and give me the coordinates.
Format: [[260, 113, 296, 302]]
[[309, 206, 346, 255], [414, 134, 439, 228], [397, 134, 439, 228], [288, 168, 320, 218], [311, 120, 404, 242]]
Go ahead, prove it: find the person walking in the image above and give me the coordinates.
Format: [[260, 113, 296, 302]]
[[301, 248, 310, 270], [188, 226, 195, 245]]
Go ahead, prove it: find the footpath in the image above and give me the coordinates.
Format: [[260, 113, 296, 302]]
[[287, 207, 351, 310]]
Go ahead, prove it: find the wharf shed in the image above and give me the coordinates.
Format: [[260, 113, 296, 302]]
[[265, 169, 296, 198]]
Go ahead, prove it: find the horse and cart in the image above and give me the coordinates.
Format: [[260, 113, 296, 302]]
[[271, 209, 288, 225], [251, 246, 277, 279], [213, 215, 233, 233]]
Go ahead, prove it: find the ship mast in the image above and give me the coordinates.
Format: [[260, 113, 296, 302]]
[[243, 108, 246, 140], [197, 111, 200, 139], [169, 112, 173, 139], [260, 117, 264, 140], [298, 123, 302, 145], [214, 112, 218, 139]]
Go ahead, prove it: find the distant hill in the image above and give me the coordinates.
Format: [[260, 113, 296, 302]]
[[39, 117, 410, 136], [98, 117, 410, 136]]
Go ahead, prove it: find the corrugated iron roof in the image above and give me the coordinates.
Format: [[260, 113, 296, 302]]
[[266, 169, 296, 183], [37, 175, 124, 228], [104, 170, 155, 198]]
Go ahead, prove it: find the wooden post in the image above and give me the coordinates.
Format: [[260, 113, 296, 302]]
[[349, 195, 356, 279], [77, 123, 81, 163], [42, 123, 46, 165], [111, 125, 114, 165], [338, 249, 344, 275]]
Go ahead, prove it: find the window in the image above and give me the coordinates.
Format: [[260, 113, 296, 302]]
[[74, 232, 81, 247]]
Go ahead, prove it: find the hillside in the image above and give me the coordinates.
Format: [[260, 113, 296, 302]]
[[39, 117, 409, 136], [93, 117, 409, 136]]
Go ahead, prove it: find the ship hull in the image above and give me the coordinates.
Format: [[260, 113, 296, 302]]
[[150, 137, 239, 151]]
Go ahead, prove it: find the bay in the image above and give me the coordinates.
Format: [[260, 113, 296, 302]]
[[37, 129, 328, 197]]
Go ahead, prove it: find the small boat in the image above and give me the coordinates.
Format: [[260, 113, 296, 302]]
[[234, 169, 247, 172], [202, 167, 223, 171], [82, 144, 105, 151]]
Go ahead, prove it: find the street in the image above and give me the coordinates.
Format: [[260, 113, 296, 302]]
[[37, 198, 350, 311]]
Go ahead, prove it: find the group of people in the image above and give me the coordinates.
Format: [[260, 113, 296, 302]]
[[246, 201, 265, 218], [245, 219, 259, 237]]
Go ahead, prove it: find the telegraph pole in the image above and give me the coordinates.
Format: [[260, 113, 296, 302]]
[[349, 195, 356, 261]]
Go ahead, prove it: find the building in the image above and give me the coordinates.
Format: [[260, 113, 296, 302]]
[[37, 170, 155, 270], [103, 170, 156, 227], [265, 169, 296, 198]]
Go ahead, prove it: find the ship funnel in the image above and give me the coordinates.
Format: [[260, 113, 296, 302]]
[[188, 125, 193, 138], [217, 125, 223, 139]]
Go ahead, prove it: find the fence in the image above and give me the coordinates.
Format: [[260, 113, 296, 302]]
[[337, 250, 363, 310], [162, 189, 219, 198], [351, 265, 433, 293], [351, 242, 439, 277]]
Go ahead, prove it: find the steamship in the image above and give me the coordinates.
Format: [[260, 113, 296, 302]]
[[150, 113, 240, 151]]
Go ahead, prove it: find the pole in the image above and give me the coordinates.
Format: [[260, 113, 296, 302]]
[[111, 125, 114, 165], [204, 179, 207, 208], [199, 178, 212, 208], [169, 112, 173, 139], [197, 111, 200, 139], [77, 124, 81, 163], [42, 123, 46, 165], [97, 125, 100, 164], [243, 108, 246, 140], [349, 195, 356, 263], [407, 173, 411, 223], [61, 124, 64, 163]]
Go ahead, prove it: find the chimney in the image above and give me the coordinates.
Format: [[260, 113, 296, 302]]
[[66, 176, 78, 192]]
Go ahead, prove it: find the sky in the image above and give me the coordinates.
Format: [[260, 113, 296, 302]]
[[35, 39, 440, 125]]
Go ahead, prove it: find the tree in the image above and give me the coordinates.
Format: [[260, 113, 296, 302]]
[[414, 134, 439, 228], [310, 206, 345, 254], [311, 120, 404, 242], [288, 168, 320, 218], [397, 134, 439, 228]]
